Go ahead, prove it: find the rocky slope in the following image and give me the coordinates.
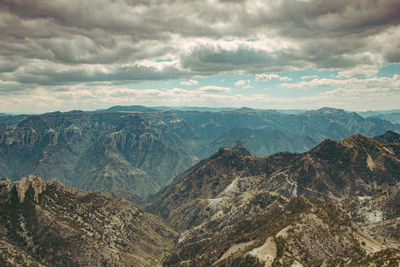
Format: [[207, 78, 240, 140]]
[[2, 132, 400, 266], [148, 132, 400, 266], [0, 176, 177, 266], [0, 107, 398, 198], [0, 111, 195, 198], [374, 130, 400, 144]]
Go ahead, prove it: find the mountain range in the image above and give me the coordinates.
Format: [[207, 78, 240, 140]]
[[1, 131, 400, 266], [149, 131, 400, 266], [0, 107, 399, 199]]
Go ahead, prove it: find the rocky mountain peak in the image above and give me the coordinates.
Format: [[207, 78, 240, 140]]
[[339, 133, 383, 151], [215, 141, 252, 158], [232, 141, 251, 155], [374, 130, 400, 144]]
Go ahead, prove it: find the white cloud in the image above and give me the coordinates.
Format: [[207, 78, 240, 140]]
[[301, 75, 319, 80], [279, 76, 292, 81], [199, 86, 232, 93], [1, 0, 400, 112], [280, 75, 400, 89], [235, 79, 253, 88], [337, 66, 379, 78], [235, 80, 246, 87], [255, 74, 292, 81], [256, 74, 280, 81], [180, 80, 199, 86]]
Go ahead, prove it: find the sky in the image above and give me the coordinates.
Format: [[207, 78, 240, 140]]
[[0, 0, 400, 113]]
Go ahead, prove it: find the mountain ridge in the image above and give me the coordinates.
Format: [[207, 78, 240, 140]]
[[0, 107, 399, 198], [0, 176, 177, 266], [2, 132, 400, 266], [147, 132, 400, 266]]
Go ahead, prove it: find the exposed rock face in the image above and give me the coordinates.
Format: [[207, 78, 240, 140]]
[[148, 146, 298, 231], [148, 133, 400, 266], [0, 111, 195, 198], [16, 176, 46, 203], [0, 108, 398, 198], [0, 177, 177, 266]]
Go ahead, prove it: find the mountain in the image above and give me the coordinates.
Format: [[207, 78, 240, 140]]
[[374, 130, 400, 144], [149, 133, 400, 227], [359, 110, 400, 123], [358, 110, 400, 124], [2, 132, 400, 266], [0, 107, 399, 198], [148, 142, 299, 231], [107, 105, 159, 112], [0, 114, 31, 127], [371, 112, 400, 124], [0, 111, 196, 198], [0, 176, 177, 266], [148, 132, 400, 266]]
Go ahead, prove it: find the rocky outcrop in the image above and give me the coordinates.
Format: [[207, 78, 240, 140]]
[[0, 176, 46, 203], [0, 177, 178, 266]]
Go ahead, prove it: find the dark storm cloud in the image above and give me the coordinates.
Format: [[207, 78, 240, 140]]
[[180, 46, 305, 73], [0, 0, 399, 89], [10, 64, 191, 86]]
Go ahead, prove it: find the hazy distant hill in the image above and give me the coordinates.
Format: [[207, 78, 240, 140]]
[[358, 109, 400, 118], [371, 112, 400, 124], [107, 105, 159, 112], [0, 107, 399, 198], [359, 110, 400, 124]]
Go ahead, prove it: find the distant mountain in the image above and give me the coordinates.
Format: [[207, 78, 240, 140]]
[[148, 132, 400, 265], [374, 130, 400, 144], [358, 110, 400, 124], [371, 112, 400, 124], [0, 111, 195, 198], [155, 106, 237, 112], [359, 109, 400, 118], [106, 105, 238, 113], [0, 176, 177, 266], [0, 107, 399, 198], [0, 114, 31, 127], [107, 105, 159, 112]]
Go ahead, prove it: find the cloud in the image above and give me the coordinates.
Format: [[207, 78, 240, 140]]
[[337, 66, 379, 78], [280, 74, 400, 89], [235, 79, 252, 88], [180, 80, 199, 86], [1, 75, 399, 113], [0, 0, 400, 112], [1, 0, 399, 88], [301, 75, 319, 80], [235, 80, 246, 87], [199, 86, 232, 93], [255, 73, 292, 81]]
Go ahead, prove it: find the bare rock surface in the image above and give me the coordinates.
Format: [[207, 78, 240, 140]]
[[0, 176, 177, 266]]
